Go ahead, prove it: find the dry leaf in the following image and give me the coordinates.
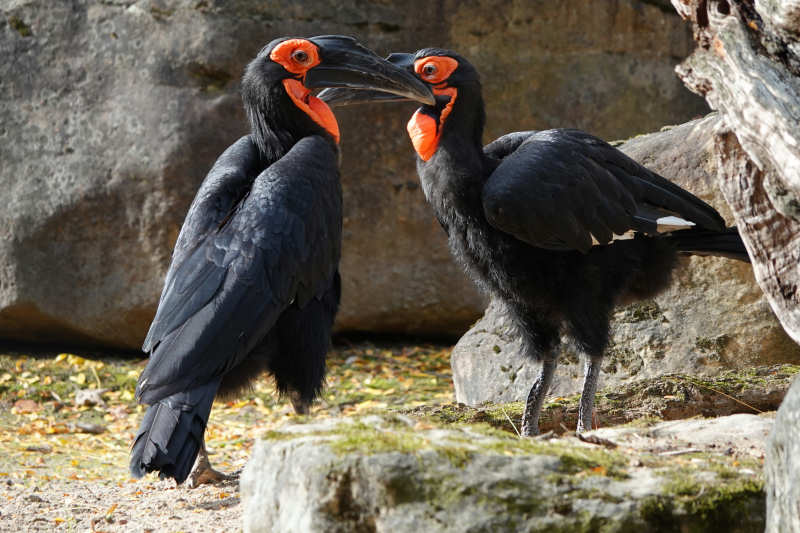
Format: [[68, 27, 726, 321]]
[[12, 399, 41, 414]]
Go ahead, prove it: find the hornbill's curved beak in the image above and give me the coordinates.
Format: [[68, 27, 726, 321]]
[[304, 41, 433, 106], [314, 51, 422, 107]]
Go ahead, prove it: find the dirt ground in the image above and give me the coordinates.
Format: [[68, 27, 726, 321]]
[[0, 343, 793, 532], [0, 342, 453, 533]]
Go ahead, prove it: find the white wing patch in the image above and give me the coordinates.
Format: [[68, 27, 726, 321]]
[[590, 215, 696, 246], [656, 215, 696, 233]]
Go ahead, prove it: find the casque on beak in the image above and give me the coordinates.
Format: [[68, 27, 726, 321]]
[[317, 53, 419, 107], [303, 43, 432, 106]]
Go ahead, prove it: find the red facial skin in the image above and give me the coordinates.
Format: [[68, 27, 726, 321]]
[[270, 39, 340, 143], [406, 56, 460, 161]]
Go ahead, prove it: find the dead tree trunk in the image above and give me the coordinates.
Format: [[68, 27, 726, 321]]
[[671, 0, 800, 344]]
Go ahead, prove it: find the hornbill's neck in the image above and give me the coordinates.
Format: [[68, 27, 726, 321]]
[[242, 79, 336, 166], [438, 82, 486, 159], [417, 82, 493, 213]]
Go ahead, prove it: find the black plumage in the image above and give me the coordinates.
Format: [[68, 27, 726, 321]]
[[130, 36, 434, 485], [320, 49, 750, 436]]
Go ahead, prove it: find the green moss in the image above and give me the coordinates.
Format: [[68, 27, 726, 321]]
[[673, 364, 798, 400], [639, 496, 679, 531], [617, 300, 663, 323], [602, 345, 643, 374], [402, 402, 525, 433], [638, 460, 766, 532], [328, 421, 427, 456], [618, 416, 662, 429], [149, 5, 174, 19], [463, 424, 630, 479], [684, 478, 763, 526], [260, 430, 298, 441], [8, 16, 32, 37], [694, 335, 730, 362]]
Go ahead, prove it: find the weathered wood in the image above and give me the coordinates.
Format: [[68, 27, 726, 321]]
[[672, 0, 800, 343]]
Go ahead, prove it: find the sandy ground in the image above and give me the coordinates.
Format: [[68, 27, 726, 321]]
[[0, 343, 453, 533], [1, 477, 241, 533]]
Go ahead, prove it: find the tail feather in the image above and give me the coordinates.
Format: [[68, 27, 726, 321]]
[[668, 226, 751, 263], [129, 379, 220, 484]]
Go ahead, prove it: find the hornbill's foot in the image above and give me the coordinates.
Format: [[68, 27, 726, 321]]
[[185, 442, 233, 488], [289, 391, 310, 415], [186, 463, 234, 488]]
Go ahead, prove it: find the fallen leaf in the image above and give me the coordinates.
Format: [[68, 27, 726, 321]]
[[12, 399, 41, 414], [69, 373, 87, 385]]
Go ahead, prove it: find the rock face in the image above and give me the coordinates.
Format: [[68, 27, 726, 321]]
[[452, 115, 800, 405], [766, 375, 800, 532], [0, 0, 707, 348], [240, 413, 766, 533]]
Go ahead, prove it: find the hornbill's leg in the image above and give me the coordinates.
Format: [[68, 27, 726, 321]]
[[577, 355, 602, 433], [186, 439, 233, 488], [289, 390, 310, 415], [521, 357, 557, 437]]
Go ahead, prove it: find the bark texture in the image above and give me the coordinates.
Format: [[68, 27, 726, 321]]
[[672, 0, 800, 343]]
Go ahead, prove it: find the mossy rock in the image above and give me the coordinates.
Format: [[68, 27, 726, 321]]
[[241, 413, 766, 532]]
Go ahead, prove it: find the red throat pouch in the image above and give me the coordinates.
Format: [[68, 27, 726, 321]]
[[406, 87, 457, 161], [282, 79, 340, 143]]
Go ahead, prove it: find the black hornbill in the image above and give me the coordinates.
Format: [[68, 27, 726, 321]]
[[319, 49, 750, 437], [129, 36, 434, 486]]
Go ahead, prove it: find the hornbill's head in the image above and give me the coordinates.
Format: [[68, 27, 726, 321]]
[[242, 36, 435, 158], [318, 48, 482, 161]]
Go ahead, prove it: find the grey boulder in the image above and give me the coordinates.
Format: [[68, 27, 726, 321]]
[[1, 0, 706, 348], [766, 375, 800, 532], [240, 413, 767, 533]]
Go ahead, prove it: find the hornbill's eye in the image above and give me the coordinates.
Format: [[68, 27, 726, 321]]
[[414, 56, 458, 84], [292, 49, 310, 64]]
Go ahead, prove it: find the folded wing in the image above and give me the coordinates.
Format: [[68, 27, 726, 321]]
[[137, 136, 342, 404], [481, 129, 725, 253]]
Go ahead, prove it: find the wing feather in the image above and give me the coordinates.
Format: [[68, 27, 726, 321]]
[[482, 129, 725, 253], [137, 136, 341, 404]]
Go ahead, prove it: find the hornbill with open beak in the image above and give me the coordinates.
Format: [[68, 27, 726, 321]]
[[320, 49, 750, 437], [129, 36, 434, 486]]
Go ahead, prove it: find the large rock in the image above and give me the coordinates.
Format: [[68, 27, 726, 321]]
[[766, 375, 800, 532], [452, 115, 800, 405], [0, 0, 707, 348], [241, 413, 767, 533]]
